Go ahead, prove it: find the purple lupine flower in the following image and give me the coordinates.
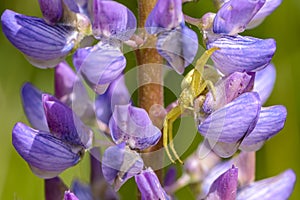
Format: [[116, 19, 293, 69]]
[[236, 169, 296, 200], [102, 104, 162, 190], [12, 122, 84, 178], [102, 143, 144, 191], [200, 155, 296, 200], [199, 92, 261, 157], [73, 42, 126, 94], [64, 191, 79, 200], [202, 0, 276, 75], [253, 63, 276, 104], [206, 35, 276, 75], [21, 83, 49, 131], [43, 94, 92, 148], [247, 0, 283, 29], [199, 70, 286, 157], [72, 0, 136, 93], [92, 0, 136, 41], [38, 0, 63, 25], [135, 168, 170, 200], [109, 104, 161, 150], [95, 75, 131, 125], [71, 180, 93, 200], [205, 166, 238, 200], [213, 0, 265, 36], [55, 61, 78, 103], [13, 92, 92, 178], [45, 177, 68, 200], [1, 10, 82, 68], [145, 0, 183, 34], [146, 0, 198, 74], [239, 105, 287, 151]]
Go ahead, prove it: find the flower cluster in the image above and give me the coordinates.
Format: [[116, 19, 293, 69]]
[[1, 0, 296, 199]]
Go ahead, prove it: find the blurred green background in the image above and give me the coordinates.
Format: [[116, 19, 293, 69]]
[[0, 0, 299, 199]]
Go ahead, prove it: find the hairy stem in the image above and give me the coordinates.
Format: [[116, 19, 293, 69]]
[[136, 0, 164, 181]]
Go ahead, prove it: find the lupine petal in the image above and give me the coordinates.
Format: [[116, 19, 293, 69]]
[[71, 180, 93, 200], [92, 0, 136, 41], [38, 0, 63, 24], [203, 72, 253, 114], [207, 35, 276, 75], [45, 177, 68, 200], [12, 122, 82, 178], [199, 92, 261, 143], [109, 104, 161, 150], [55, 61, 78, 102], [1, 10, 78, 68], [253, 64, 276, 104], [64, 191, 79, 200], [145, 0, 183, 34], [73, 42, 126, 94], [213, 0, 265, 35], [95, 75, 131, 125], [157, 24, 198, 74], [239, 105, 287, 151], [21, 83, 49, 131], [102, 143, 144, 191], [247, 0, 282, 29], [43, 94, 92, 148], [206, 166, 238, 200], [236, 169, 296, 200], [201, 160, 233, 197], [135, 168, 170, 200]]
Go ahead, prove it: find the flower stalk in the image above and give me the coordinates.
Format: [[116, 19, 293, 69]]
[[136, 0, 164, 181]]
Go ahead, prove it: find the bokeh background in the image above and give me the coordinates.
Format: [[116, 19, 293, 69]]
[[0, 0, 299, 199]]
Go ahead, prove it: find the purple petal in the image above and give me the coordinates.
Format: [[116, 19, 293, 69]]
[[206, 166, 238, 200], [199, 92, 261, 143], [135, 168, 170, 200], [74, 42, 126, 94], [207, 35, 276, 75], [102, 143, 144, 191], [21, 83, 49, 131], [1, 10, 78, 68], [201, 159, 233, 196], [146, 0, 183, 34], [38, 0, 63, 24], [247, 0, 282, 29], [213, 0, 265, 35], [157, 24, 198, 74], [203, 72, 253, 114], [92, 0, 136, 41], [54, 61, 78, 102], [253, 64, 276, 104], [239, 105, 287, 151], [71, 180, 93, 200], [109, 104, 161, 150], [64, 191, 79, 200], [95, 75, 131, 125], [236, 169, 296, 200], [43, 94, 92, 148], [12, 122, 83, 178], [164, 167, 177, 187], [45, 177, 68, 200]]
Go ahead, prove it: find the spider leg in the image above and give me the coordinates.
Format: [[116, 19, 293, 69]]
[[163, 106, 183, 164]]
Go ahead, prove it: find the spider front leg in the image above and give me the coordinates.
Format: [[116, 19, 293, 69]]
[[163, 106, 184, 164]]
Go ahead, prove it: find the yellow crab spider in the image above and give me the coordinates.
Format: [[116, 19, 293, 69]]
[[163, 47, 219, 164]]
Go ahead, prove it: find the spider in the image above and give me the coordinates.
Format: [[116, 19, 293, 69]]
[[163, 47, 219, 164]]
